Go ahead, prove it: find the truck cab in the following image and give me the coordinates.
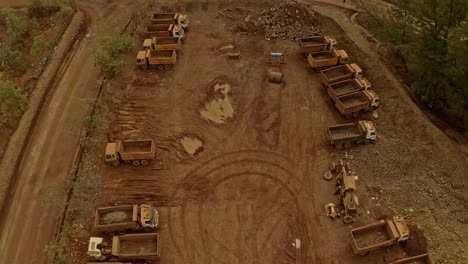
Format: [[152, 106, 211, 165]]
[[177, 14, 189, 29], [365, 90, 380, 108], [136, 50, 148, 69], [392, 217, 410, 242], [356, 77, 372, 90], [358, 120, 377, 141], [335, 49, 349, 64], [170, 24, 185, 40], [88, 237, 110, 261], [326, 36, 337, 50], [142, 38, 155, 51], [140, 204, 159, 230], [105, 141, 121, 166], [349, 63, 363, 78]]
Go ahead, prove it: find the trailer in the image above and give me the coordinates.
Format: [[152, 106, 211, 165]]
[[389, 253, 434, 264], [327, 78, 372, 101], [351, 217, 409, 255], [307, 49, 348, 71], [334, 90, 380, 118], [150, 13, 189, 29], [320, 63, 363, 86], [136, 49, 177, 70], [105, 139, 156, 166], [94, 204, 159, 233], [326, 121, 376, 149], [112, 233, 160, 260], [142, 24, 184, 40], [143, 36, 181, 52], [299, 36, 336, 54]]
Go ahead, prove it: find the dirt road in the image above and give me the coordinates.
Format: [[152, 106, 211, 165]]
[[0, 1, 127, 263]]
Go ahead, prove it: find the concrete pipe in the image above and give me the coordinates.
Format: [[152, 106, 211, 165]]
[[268, 71, 283, 83]]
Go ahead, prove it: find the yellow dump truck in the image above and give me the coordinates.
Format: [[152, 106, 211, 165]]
[[320, 63, 363, 86], [307, 49, 348, 71], [142, 24, 184, 40], [94, 204, 159, 233], [334, 90, 380, 118], [105, 139, 156, 166], [136, 49, 177, 70], [326, 120, 376, 149], [88, 233, 160, 261], [351, 217, 409, 255], [299, 36, 337, 54], [150, 13, 189, 30], [390, 253, 434, 264], [143, 36, 182, 52]]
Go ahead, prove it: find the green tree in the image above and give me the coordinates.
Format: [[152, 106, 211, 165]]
[[93, 33, 133, 79], [0, 81, 27, 118], [30, 34, 52, 65], [0, 43, 26, 74], [0, 8, 33, 44]]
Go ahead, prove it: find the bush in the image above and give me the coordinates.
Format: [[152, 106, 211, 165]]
[[27, 0, 60, 18], [0, 43, 26, 74], [0, 8, 34, 44], [93, 33, 133, 79], [0, 81, 27, 118], [30, 34, 52, 65]]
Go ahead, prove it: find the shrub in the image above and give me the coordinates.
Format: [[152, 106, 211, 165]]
[[0, 81, 27, 117]]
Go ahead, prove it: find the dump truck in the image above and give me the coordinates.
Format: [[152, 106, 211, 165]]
[[326, 121, 376, 149], [142, 24, 184, 40], [136, 49, 177, 70], [150, 13, 189, 30], [320, 63, 363, 86], [390, 253, 434, 264], [88, 233, 160, 261], [94, 204, 159, 233], [351, 217, 409, 255], [307, 49, 348, 71], [299, 36, 337, 54], [327, 78, 372, 100], [105, 139, 156, 166], [334, 90, 380, 118], [143, 36, 181, 52]]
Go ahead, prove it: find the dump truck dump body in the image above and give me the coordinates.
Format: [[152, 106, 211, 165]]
[[334, 90, 379, 118], [143, 37, 181, 51], [142, 24, 184, 39], [307, 49, 348, 70], [328, 78, 371, 100], [390, 253, 434, 264], [320, 63, 363, 86], [150, 13, 189, 29], [112, 233, 160, 260], [299, 36, 336, 53], [119, 140, 155, 161], [94, 205, 138, 233], [326, 121, 376, 147]]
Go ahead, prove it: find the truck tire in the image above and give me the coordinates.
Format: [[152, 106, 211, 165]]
[[343, 215, 354, 224], [111, 160, 120, 166], [164, 64, 171, 69], [363, 139, 370, 145], [352, 112, 359, 118], [140, 160, 149, 165], [142, 227, 153, 232], [334, 143, 343, 149], [323, 171, 333, 181], [157, 65, 164, 70], [344, 142, 352, 148], [132, 160, 141, 166], [345, 114, 352, 119]]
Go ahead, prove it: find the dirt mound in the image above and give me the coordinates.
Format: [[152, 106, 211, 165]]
[[259, 1, 320, 40], [100, 211, 132, 225]]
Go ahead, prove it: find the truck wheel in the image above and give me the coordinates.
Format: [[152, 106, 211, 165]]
[[142, 227, 153, 232], [323, 171, 333, 181], [140, 160, 149, 165], [371, 140, 376, 144], [358, 251, 369, 256], [334, 143, 343, 149], [345, 114, 352, 119], [111, 160, 120, 166], [164, 64, 171, 69], [352, 112, 359, 118], [344, 142, 352, 148], [363, 139, 370, 145], [343, 215, 354, 224], [157, 65, 164, 70], [132, 160, 141, 166]]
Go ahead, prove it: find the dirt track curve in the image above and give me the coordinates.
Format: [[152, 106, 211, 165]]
[[0, 1, 126, 263]]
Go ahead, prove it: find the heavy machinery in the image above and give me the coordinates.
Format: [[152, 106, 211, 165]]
[[351, 217, 409, 255], [142, 24, 184, 40], [88, 233, 160, 261], [94, 204, 159, 233], [105, 139, 156, 166], [326, 120, 376, 149], [334, 90, 380, 118], [307, 49, 348, 71], [390, 253, 434, 264], [327, 78, 372, 100], [320, 63, 363, 86], [136, 49, 177, 70], [143, 36, 181, 52], [299, 36, 337, 54], [334, 160, 359, 224], [150, 13, 189, 30]]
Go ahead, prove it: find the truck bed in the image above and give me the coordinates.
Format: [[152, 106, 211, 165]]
[[99, 209, 132, 225], [323, 66, 348, 79], [338, 92, 368, 108], [311, 52, 334, 60], [149, 50, 174, 58], [146, 24, 170, 32], [156, 37, 179, 44], [301, 37, 323, 46], [330, 80, 362, 97], [122, 140, 153, 153], [113, 233, 159, 257], [151, 13, 175, 20], [329, 124, 360, 141], [354, 228, 390, 248]]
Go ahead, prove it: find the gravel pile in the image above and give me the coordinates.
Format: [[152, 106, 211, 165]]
[[259, 1, 320, 40], [100, 211, 132, 224]]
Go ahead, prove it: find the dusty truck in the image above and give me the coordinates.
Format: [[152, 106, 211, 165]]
[[299, 36, 337, 54], [327, 78, 372, 100], [326, 120, 376, 149], [136, 49, 177, 70], [143, 36, 181, 52], [320, 63, 363, 86], [88, 233, 160, 261], [150, 13, 189, 30], [142, 24, 185, 40], [105, 139, 156, 166], [94, 204, 159, 233], [351, 217, 409, 256], [334, 90, 380, 118], [307, 49, 348, 71], [390, 253, 434, 264]]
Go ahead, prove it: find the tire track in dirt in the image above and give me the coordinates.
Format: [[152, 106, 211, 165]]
[[168, 150, 319, 264]]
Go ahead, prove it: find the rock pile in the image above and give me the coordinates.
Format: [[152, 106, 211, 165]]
[[259, 1, 320, 40]]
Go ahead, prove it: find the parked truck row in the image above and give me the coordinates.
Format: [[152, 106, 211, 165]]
[[137, 12, 190, 70]]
